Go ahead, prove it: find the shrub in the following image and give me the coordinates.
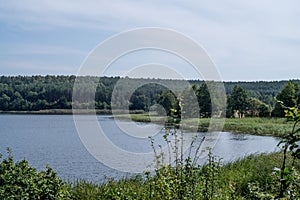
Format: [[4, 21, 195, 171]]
[[0, 148, 70, 200]]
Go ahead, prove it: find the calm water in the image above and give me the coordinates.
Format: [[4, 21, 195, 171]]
[[0, 115, 280, 182]]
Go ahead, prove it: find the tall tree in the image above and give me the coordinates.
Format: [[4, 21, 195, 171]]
[[0, 94, 10, 111], [272, 81, 299, 117], [227, 86, 249, 118], [196, 83, 212, 118], [247, 97, 263, 117], [129, 95, 149, 111], [180, 85, 199, 118], [156, 90, 179, 116], [258, 103, 271, 117]]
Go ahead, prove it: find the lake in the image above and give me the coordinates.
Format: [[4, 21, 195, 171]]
[[0, 114, 280, 182]]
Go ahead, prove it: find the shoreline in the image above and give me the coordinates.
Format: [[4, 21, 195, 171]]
[[114, 113, 290, 137], [0, 110, 291, 137], [0, 109, 145, 115]]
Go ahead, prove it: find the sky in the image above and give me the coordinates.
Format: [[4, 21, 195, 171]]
[[0, 0, 300, 81]]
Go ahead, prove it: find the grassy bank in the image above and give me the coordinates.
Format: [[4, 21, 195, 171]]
[[186, 117, 291, 137], [115, 114, 291, 137], [115, 113, 167, 123], [1, 149, 299, 199], [67, 152, 299, 199]]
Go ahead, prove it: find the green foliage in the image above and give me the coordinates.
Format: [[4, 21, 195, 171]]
[[196, 83, 212, 118], [246, 103, 300, 199], [2, 75, 300, 122], [68, 177, 146, 200], [222, 118, 291, 136], [129, 94, 149, 111], [272, 81, 299, 117], [224, 80, 299, 107], [227, 86, 250, 118], [156, 90, 180, 116], [247, 97, 271, 117], [1, 76, 299, 117], [180, 85, 199, 118], [258, 103, 272, 117], [67, 151, 300, 199], [0, 75, 77, 111], [274, 104, 300, 198], [146, 128, 236, 200], [0, 94, 10, 111], [0, 148, 70, 200]]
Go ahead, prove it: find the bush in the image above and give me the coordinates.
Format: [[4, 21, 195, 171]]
[[0, 148, 70, 200]]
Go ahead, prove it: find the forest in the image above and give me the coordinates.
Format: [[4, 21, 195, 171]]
[[0, 75, 299, 118]]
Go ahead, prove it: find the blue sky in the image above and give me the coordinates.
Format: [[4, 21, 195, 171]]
[[0, 0, 300, 81]]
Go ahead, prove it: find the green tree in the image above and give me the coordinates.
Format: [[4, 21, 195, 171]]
[[296, 83, 300, 105], [130, 95, 149, 111], [227, 86, 249, 118], [258, 103, 271, 117], [53, 96, 71, 109], [32, 99, 49, 110], [0, 94, 10, 111], [180, 85, 199, 118], [196, 83, 212, 118], [9, 91, 26, 110], [26, 91, 38, 102], [156, 90, 179, 116], [272, 81, 298, 117], [248, 97, 262, 117], [247, 97, 271, 117]]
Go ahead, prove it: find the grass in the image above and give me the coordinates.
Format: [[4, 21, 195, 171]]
[[114, 113, 166, 123], [66, 152, 299, 199], [115, 114, 292, 137], [195, 117, 291, 137], [223, 118, 291, 137]]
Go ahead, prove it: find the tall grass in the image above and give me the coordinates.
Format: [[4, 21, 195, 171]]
[[115, 114, 292, 137], [66, 152, 299, 200], [176, 117, 292, 136]]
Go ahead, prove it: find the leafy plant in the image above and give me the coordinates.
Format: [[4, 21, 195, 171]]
[[146, 116, 235, 200], [0, 148, 70, 200], [274, 101, 300, 198]]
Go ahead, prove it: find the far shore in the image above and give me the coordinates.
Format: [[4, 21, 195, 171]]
[[0, 109, 109, 115], [114, 113, 290, 137], [0, 109, 146, 115], [0, 110, 291, 137]]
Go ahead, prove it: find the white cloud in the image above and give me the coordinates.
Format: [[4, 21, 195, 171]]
[[3, 43, 86, 57], [0, 0, 299, 80]]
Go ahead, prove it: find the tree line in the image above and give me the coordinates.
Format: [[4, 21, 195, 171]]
[[0, 75, 299, 118], [226, 80, 300, 118]]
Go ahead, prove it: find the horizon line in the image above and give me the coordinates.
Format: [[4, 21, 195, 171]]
[[0, 74, 299, 83]]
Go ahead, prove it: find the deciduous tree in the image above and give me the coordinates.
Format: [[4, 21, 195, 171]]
[[227, 86, 249, 118]]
